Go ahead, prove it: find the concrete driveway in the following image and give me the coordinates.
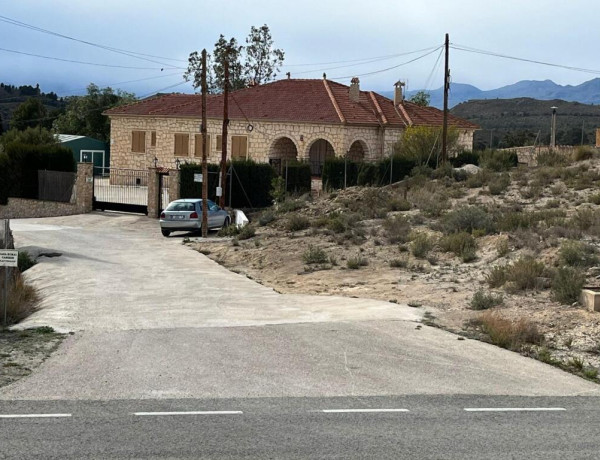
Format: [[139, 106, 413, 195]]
[[2, 212, 599, 400]]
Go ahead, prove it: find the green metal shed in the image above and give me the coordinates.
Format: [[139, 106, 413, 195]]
[[57, 134, 110, 171]]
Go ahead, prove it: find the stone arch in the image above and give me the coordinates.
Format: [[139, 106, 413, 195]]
[[307, 138, 335, 176], [347, 139, 368, 162], [268, 136, 299, 174]]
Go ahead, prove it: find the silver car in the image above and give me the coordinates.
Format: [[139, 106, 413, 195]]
[[160, 199, 230, 237]]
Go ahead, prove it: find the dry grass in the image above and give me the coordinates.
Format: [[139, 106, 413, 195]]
[[475, 311, 544, 351], [5, 274, 39, 326]]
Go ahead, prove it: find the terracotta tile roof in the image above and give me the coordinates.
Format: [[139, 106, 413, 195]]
[[104, 79, 478, 129]]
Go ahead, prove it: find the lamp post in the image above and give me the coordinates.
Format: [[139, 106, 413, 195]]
[[175, 158, 181, 170], [153, 156, 158, 168], [550, 106, 558, 150]]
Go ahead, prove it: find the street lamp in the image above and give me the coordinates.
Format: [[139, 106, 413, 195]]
[[175, 158, 181, 170], [153, 156, 158, 168], [550, 106, 558, 149]]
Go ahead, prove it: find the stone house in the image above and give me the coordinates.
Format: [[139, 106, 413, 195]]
[[104, 78, 478, 175]]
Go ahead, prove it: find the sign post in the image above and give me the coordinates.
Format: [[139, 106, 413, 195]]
[[1, 250, 17, 326]]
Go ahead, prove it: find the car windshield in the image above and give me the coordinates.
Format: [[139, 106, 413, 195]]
[[166, 202, 196, 212]]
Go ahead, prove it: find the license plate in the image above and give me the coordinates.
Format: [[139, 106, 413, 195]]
[[171, 215, 185, 220]]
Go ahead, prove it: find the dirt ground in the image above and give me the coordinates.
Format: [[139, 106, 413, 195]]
[[191, 155, 600, 379], [0, 329, 65, 389]]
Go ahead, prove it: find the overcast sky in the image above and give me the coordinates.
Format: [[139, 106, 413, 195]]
[[1, 0, 599, 97]]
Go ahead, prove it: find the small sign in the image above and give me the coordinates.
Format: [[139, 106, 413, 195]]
[[86, 177, 93, 183], [215, 186, 222, 197], [0, 250, 18, 267], [194, 173, 203, 183]]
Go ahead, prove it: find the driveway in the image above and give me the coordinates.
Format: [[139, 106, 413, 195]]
[[1, 212, 598, 400]]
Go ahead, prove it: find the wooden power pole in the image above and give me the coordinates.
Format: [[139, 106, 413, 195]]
[[441, 33, 450, 164], [201, 49, 208, 238], [219, 55, 229, 209]]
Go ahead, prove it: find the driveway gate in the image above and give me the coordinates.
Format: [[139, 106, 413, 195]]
[[93, 167, 148, 215]]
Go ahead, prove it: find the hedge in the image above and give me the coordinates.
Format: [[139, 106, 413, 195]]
[[3, 142, 76, 199], [322, 156, 416, 190], [0, 153, 9, 205], [179, 160, 276, 208], [283, 162, 311, 195]]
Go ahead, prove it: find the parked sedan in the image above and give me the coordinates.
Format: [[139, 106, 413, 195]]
[[160, 199, 230, 237]]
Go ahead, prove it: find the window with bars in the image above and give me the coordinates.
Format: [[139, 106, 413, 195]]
[[131, 131, 146, 153], [174, 133, 189, 157], [216, 135, 222, 151]]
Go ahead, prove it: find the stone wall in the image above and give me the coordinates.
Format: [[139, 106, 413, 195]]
[[108, 116, 412, 170], [498, 145, 576, 166], [0, 163, 93, 219]]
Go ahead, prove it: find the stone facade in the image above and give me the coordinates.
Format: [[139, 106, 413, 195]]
[[0, 163, 93, 219], [109, 115, 476, 171]]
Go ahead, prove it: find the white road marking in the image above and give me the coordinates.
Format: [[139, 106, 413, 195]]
[[321, 409, 410, 413], [0, 413, 72, 418], [133, 411, 243, 416], [464, 408, 566, 412]]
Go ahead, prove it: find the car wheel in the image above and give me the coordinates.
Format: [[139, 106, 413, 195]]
[[223, 217, 231, 228], [161, 229, 171, 237]]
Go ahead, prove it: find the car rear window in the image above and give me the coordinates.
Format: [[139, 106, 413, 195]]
[[166, 202, 196, 212]]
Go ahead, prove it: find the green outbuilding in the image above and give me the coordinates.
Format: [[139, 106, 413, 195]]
[[57, 134, 110, 171]]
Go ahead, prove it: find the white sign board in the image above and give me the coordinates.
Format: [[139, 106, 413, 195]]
[[194, 173, 203, 183], [216, 186, 222, 197], [0, 250, 18, 267]]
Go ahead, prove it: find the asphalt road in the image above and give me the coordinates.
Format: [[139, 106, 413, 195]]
[[3, 213, 600, 458], [1, 396, 600, 459]]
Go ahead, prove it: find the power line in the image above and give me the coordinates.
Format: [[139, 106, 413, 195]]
[[0, 14, 186, 69], [294, 47, 437, 75], [0, 46, 168, 70], [451, 43, 600, 75], [329, 46, 443, 80]]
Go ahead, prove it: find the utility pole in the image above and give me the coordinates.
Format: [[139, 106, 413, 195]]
[[219, 54, 229, 209], [550, 106, 557, 150], [441, 33, 450, 164], [201, 49, 208, 238], [581, 121, 585, 146]]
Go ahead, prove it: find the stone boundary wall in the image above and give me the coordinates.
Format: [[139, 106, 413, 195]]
[[0, 163, 93, 219], [499, 146, 576, 166]]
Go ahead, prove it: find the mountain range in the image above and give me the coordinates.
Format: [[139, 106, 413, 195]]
[[379, 78, 600, 109]]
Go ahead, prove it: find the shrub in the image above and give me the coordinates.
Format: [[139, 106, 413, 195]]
[[439, 232, 477, 262], [270, 176, 286, 203], [18, 251, 37, 273], [488, 173, 511, 195], [383, 215, 411, 244], [410, 233, 435, 258], [470, 290, 504, 310], [574, 146, 595, 162], [409, 187, 450, 217], [5, 274, 39, 325], [286, 214, 310, 232], [589, 193, 600, 205], [496, 238, 510, 257], [284, 162, 312, 194], [356, 162, 378, 186], [387, 197, 411, 212], [347, 256, 369, 269], [558, 240, 598, 268], [322, 157, 359, 190], [302, 246, 328, 264], [476, 311, 544, 351], [506, 256, 546, 291], [487, 265, 508, 288], [479, 149, 518, 171], [237, 225, 256, 240], [277, 199, 305, 213], [442, 206, 495, 235], [258, 210, 276, 226], [465, 170, 491, 188], [536, 150, 570, 167], [217, 224, 256, 240], [389, 257, 408, 268], [552, 267, 585, 304]]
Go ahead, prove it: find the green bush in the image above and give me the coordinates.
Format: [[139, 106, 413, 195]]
[[347, 256, 369, 269], [284, 162, 312, 194], [574, 146, 595, 162], [258, 210, 276, 226], [180, 160, 276, 208], [506, 256, 546, 290], [4, 142, 76, 199], [470, 290, 503, 310], [442, 206, 495, 235], [377, 156, 417, 184], [536, 150, 570, 167], [356, 162, 378, 186], [488, 173, 511, 195], [558, 240, 598, 268], [322, 157, 359, 190], [286, 214, 310, 232], [439, 232, 477, 262], [302, 245, 328, 264], [552, 267, 586, 304], [410, 233, 435, 258], [479, 149, 518, 171], [383, 215, 412, 243], [18, 251, 37, 273], [487, 265, 508, 288]]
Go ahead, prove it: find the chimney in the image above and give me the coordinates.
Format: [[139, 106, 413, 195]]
[[349, 77, 360, 103], [394, 80, 405, 105]]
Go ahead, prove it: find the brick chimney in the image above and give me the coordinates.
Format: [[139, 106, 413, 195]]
[[394, 81, 405, 105], [349, 77, 360, 103]]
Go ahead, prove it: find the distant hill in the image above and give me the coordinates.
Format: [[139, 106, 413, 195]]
[[450, 97, 600, 149], [0, 83, 66, 132], [378, 78, 600, 109]]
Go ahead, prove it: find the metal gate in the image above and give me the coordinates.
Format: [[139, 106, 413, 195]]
[[93, 167, 148, 215]]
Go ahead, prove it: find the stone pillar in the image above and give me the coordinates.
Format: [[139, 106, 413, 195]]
[[75, 163, 93, 213], [169, 169, 180, 202], [147, 168, 160, 218]]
